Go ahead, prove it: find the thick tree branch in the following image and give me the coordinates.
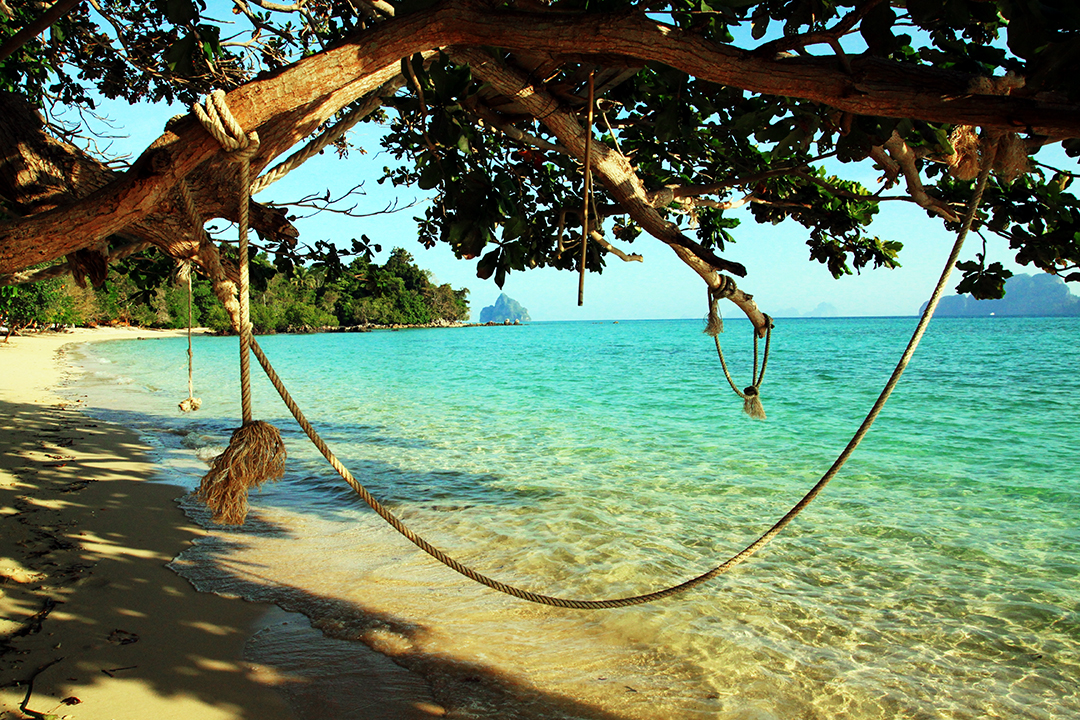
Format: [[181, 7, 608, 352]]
[[881, 131, 961, 222], [3, 0, 1079, 274], [452, 48, 779, 333], [0, 0, 82, 63], [452, 47, 747, 278], [0, 91, 298, 270]]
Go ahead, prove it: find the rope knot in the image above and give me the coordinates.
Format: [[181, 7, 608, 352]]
[[711, 275, 736, 301], [193, 89, 260, 161]]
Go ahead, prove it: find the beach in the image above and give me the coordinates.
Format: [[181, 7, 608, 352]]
[[0, 328, 446, 720], [3, 320, 1076, 720]]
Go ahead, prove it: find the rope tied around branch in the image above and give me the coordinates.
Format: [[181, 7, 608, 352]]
[[707, 278, 771, 419], [704, 275, 737, 336], [192, 89, 284, 525]]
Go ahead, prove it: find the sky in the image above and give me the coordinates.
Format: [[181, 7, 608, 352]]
[[77, 60, 1065, 323]]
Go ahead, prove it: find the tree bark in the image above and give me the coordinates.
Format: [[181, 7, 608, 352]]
[[0, 92, 297, 273], [2, 0, 1078, 275]]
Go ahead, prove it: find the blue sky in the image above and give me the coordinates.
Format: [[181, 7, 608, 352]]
[[85, 84, 1049, 323]]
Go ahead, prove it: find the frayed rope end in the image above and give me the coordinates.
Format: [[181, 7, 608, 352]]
[[742, 386, 766, 421], [197, 420, 286, 524], [179, 397, 202, 413], [704, 295, 723, 337]]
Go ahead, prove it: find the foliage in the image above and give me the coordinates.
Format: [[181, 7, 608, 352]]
[[0, 275, 77, 329], [2, 0, 1079, 302], [2, 246, 470, 333]]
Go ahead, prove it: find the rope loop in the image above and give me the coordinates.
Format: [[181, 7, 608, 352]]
[[711, 275, 736, 301], [193, 89, 260, 161]]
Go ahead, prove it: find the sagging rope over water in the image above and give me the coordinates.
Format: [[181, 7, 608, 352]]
[[189, 89, 1000, 608]]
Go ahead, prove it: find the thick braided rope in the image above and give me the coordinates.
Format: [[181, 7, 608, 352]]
[[755, 321, 772, 385], [194, 90, 260, 425], [705, 142, 1001, 570], [176, 180, 243, 329], [244, 147, 988, 608]]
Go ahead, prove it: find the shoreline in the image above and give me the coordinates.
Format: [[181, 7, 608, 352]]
[[0, 328, 445, 719]]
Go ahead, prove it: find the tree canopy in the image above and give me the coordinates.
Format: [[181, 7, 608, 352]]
[[0, 0, 1078, 331]]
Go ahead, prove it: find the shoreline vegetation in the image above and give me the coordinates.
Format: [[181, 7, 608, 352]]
[[0, 247, 473, 338], [0, 327, 447, 719]]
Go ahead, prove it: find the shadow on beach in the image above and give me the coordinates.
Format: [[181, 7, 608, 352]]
[[0, 396, 655, 720]]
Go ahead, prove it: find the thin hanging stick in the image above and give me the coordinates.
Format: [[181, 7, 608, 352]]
[[578, 71, 595, 307]]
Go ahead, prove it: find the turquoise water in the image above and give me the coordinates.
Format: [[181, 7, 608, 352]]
[[69, 317, 1079, 719]]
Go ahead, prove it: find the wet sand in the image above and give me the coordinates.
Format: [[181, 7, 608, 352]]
[[0, 327, 445, 720]]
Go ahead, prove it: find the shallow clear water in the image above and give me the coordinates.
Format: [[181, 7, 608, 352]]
[[68, 317, 1079, 719]]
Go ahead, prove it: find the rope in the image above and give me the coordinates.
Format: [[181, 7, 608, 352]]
[[191, 88, 998, 608], [241, 143, 989, 607], [178, 262, 202, 413], [714, 322, 772, 401], [578, 71, 595, 307], [186, 269, 195, 397], [193, 90, 260, 425]]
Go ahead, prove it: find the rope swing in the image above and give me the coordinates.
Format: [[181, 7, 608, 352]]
[[192, 90, 286, 525], [177, 260, 202, 413], [707, 278, 772, 420], [186, 88, 1001, 608]]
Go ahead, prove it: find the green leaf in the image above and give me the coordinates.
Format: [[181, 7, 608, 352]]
[[860, 2, 898, 57], [417, 161, 442, 190], [476, 249, 500, 280], [198, 24, 222, 62], [164, 33, 198, 75], [836, 127, 872, 163], [160, 0, 199, 25]]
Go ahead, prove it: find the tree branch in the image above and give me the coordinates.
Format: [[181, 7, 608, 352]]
[[754, 0, 886, 59], [881, 131, 961, 222], [589, 230, 642, 262], [0, 0, 82, 63], [451, 47, 747, 279], [3, 0, 1079, 274]]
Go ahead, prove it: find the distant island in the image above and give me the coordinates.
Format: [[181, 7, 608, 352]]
[[772, 302, 839, 318], [924, 273, 1080, 317], [479, 293, 530, 323]]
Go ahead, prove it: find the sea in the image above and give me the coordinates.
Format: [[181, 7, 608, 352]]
[[64, 317, 1079, 720]]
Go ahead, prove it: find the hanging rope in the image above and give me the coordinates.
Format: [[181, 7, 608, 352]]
[[192, 90, 286, 525], [178, 261, 202, 413], [186, 88, 1000, 607], [234, 140, 991, 607], [578, 71, 596, 307], [713, 321, 772, 420], [710, 278, 772, 419]]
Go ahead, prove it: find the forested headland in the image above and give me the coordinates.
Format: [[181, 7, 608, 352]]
[[0, 246, 469, 334]]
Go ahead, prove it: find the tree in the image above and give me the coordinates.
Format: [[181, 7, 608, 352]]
[[0, 0, 1078, 332], [0, 274, 75, 334]]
